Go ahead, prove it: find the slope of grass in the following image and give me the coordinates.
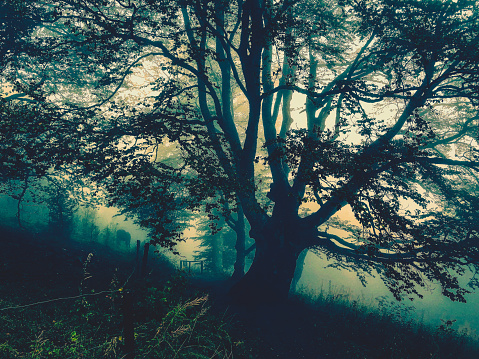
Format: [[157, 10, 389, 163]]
[[288, 286, 479, 358], [1, 226, 478, 358], [0, 278, 238, 358], [0, 227, 239, 358]]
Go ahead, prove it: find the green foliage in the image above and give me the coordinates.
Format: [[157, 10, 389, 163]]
[[2, 0, 479, 304], [0, 269, 235, 359], [0, 0, 42, 71]]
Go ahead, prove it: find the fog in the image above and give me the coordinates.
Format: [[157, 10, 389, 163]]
[[299, 252, 479, 337], [1, 192, 478, 339], [173, 226, 479, 338], [0, 193, 148, 247]]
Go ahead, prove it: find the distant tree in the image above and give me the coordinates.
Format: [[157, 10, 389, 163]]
[[194, 200, 255, 277], [45, 177, 77, 239], [195, 215, 235, 274], [195, 226, 226, 274], [0, 99, 94, 235], [7, 0, 479, 306], [75, 207, 100, 242], [100, 222, 118, 247]]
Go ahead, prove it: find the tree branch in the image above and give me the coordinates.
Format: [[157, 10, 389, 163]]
[[245, 243, 256, 256], [316, 231, 424, 265], [418, 157, 479, 169]]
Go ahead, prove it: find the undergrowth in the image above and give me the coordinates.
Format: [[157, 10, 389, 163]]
[[1, 228, 479, 359], [291, 284, 479, 358], [0, 271, 237, 359]]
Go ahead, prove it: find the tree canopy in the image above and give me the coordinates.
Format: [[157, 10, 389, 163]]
[[2, 0, 479, 304]]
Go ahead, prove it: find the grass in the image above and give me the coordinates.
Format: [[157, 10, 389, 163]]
[[0, 227, 239, 359], [1, 227, 478, 358], [287, 283, 479, 358], [0, 281, 238, 358]]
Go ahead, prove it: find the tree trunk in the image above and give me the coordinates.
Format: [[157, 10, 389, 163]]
[[227, 228, 303, 305], [122, 291, 135, 359], [290, 249, 308, 294], [231, 204, 246, 281], [212, 234, 223, 273]]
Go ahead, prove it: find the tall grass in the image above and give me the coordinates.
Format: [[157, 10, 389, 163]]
[[0, 273, 236, 359], [292, 282, 479, 358]]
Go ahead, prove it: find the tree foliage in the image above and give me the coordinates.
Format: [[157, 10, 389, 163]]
[[3, 0, 479, 303]]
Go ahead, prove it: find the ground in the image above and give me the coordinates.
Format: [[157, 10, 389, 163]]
[[1, 227, 478, 358]]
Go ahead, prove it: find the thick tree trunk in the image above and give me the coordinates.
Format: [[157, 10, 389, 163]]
[[227, 226, 303, 305]]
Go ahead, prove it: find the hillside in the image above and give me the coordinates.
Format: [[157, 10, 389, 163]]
[[1, 227, 478, 358]]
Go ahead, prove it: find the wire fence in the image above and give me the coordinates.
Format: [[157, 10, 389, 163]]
[[0, 289, 121, 312]]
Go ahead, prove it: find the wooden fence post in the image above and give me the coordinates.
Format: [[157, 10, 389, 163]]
[[141, 242, 150, 277], [122, 290, 135, 358], [136, 240, 140, 276]]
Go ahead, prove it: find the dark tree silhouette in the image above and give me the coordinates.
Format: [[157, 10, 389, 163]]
[[5, 0, 479, 305]]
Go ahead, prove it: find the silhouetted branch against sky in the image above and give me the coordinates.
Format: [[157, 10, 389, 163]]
[[2, 0, 479, 303]]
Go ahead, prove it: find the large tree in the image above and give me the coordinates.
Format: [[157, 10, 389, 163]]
[[6, 0, 479, 305]]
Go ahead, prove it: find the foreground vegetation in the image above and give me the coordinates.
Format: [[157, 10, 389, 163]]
[[1, 228, 479, 358], [0, 227, 240, 358], [289, 288, 479, 358], [0, 277, 237, 358]]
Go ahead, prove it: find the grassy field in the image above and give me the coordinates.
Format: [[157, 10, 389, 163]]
[[1, 227, 478, 358]]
